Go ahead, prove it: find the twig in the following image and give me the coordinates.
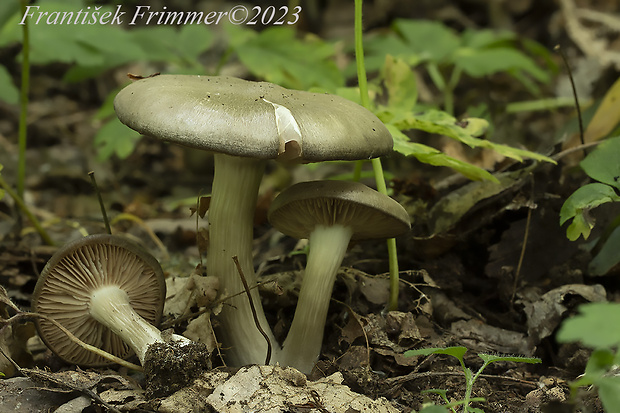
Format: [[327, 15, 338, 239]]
[[552, 140, 601, 161], [88, 171, 111, 235], [555, 45, 585, 152], [208, 316, 226, 368], [1, 312, 142, 371], [385, 369, 539, 388], [0, 347, 122, 413], [159, 278, 276, 329], [511, 175, 534, 305], [232, 255, 272, 365]]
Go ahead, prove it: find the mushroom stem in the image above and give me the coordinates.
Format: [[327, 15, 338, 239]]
[[280, 224, 353, 373], [208, 153, 279, 365], [89, 285, 189, 365]]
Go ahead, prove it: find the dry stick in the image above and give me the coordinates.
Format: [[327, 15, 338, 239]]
[[0, 287, 140, 371], [159, 279, 275, 329], [511, 176, 534, 306], [385, 369, 538, 389], [208, 316, 227, 368], [552, 140, 601, 161], [232, 255, 272, 365], [88, 171, 111, 235], [1, 312, 142, 371], [555, 45, 586, 151], [0, 346, 122, 413]]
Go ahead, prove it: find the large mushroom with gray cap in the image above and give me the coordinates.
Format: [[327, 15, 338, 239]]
[[268, 180, 411, 373], [114, 75, 393, 366]]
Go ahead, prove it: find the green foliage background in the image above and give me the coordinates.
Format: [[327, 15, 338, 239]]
[[0, 0, 554, 177]]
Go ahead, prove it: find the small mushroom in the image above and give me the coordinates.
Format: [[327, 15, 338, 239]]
[[114, 75, 393, 366], [33, 234, 191, 366], [268, 180, 411, 373]]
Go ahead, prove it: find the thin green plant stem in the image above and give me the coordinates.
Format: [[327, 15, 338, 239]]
[[462, 360, 492, 412], [0, 175, 54, 246], [352, 160, 363, 182], [354, 0, 401, 311], [444, 66, 462, 116], [17, 0, 31, 199]]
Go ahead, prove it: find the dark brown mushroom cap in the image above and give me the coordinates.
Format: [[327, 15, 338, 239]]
[[268, 180, 411, 241], [114, 75, 392, 162], [32, 234, 165, 366]]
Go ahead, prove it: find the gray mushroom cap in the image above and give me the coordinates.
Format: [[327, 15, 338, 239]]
[[113, 75, 393, 162], [268, 180, 411, 241], [32, 234, 165, 366]]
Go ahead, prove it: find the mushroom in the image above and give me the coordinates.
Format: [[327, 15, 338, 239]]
[[33, 234, 191, 366], [113, 75, 393, 366], [268, 180, 411, 373]]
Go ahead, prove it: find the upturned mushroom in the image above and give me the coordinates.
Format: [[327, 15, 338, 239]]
[[268, 180, 411, 373], [113, 75, 393, 366], [33, 234, 192, 366]]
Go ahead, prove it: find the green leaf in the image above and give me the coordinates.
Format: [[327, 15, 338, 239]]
[[454, 48, 549, 82], [405, 346, 468, 362], [176, 24, 214, 62], [570, 349, 620, 412], [130, 26, 183, 62], [418, 405, 451, 413], [224, 22, 257, 49], [2, 3, 147, 74], [393, 19, 460, 63], [460, 28, 516, 49], [597, 376, 620, 413], [0, 65, 18, 104], [332, 87, 364, 106], [589, 225, 620, 276], [421, 389, 449, 398], [0, 1, 19, 34], [364, 33, 421, 71], [232, 26, 343, 90], [566, 213, 594, 241], [557, 302, 620, 348], [94, 118, 141, 161], [382, 55, 417, 111], [477, 353, 541, 365], [559, 183, 620, 240], [580, 136, 620, 190], [387, 109, 555, 164], [584, 349, 616, 378], [389, 125, 497, 182], [129, 25, 213, 73]]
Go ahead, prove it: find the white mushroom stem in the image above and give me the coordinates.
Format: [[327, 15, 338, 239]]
[[89, 285, 190, 365], [208, 153, 280, 366], [280, 224, 353, 373]]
